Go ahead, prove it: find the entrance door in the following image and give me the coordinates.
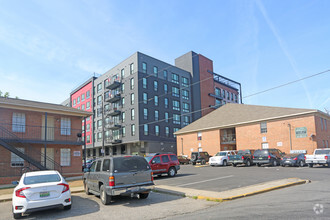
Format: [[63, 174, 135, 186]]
[[41, 116, 54, 141], [41, 148, 55, 169]]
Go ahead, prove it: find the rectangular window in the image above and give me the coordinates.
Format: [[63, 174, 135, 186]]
[[260, 122, 267, 133], [122, 127, 126, 137], [164, 84, 168, 93], [81, 104, 85, 110], [173, 114, 180, 124], [97, 95, 102, 105], [121, 68, 125, 79], [87, 124, 90, 132], [171, 73, 179, 84], [143, 93, 148, 104], [60, 149, 71, 166], [142, 62, 147, 74], [97, 119, 102, 128], [215, 88, 221, 96], [165, 112, 169, 123], [163, 70, 168, 80], [11, 148, 24, 167], [154, 81, 158, 91], [98, 132, 102, 140], [131, 108, 135, 120], [231, 93, 234, 101], [165, 98, 169, 108], [97, 83, 102, 93], [182, 77, 189, 87], [172, 87, 180, 97], [154, 96, 158, 106], [130, 63, 134, 75], [81, 94, 85, 101], [182, 90, 189, 100], [86, 101, 90, 110], [73, 99, 76, 106], [61, 117, 71, 135], [325, 119, 327, 130], [183, 103, 189, 112], [235, 94, 238, 103], [165, 127, 169, 137], [183, 116, 190, 126], [153, 66, 158, 77], [12, 113, 26, 133], [321, 118, 324, 130], [144, 108, 148, 120], [131, 124, 135, 136], [144, 124, 148, 135], [87, 135, 91, 143], [222, 90, 225, 98], [130, 78, 134, 90], [155, 125, 159, 136], [122, 112, 125, 122], [104, 79, 109, 88], [227, 91, 230, 100], [143, 78, 147, 89], [130, 93, 135, 105], [77, 96, 80, 104], [173, 128, 179, 137], [155, 110, 159, 121], [173, 100, 180, 111], [121, 83, 125, 93]]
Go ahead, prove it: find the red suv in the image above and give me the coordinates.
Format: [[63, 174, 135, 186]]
[[145, 153, 180, 177]]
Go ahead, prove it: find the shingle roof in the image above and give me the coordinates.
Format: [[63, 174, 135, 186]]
[[175, 103, 326, 135], [0, 97, 92, 117]]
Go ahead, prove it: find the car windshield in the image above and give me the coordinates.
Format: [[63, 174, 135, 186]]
[[215, 152, 227, 156], [114, 157, 150, 172], [237, 150, 249, 155], [315, 150, 330, 154], [24, 174, 61, 185], [144, 156, 153, 163]]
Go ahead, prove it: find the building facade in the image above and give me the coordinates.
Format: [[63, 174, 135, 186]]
[[0, 97, 92, 184], [68, 51, 241, 157], [175, 104, 330, 156]]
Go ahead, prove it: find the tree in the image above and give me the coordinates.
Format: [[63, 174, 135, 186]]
[[0, 90, 11, 98]]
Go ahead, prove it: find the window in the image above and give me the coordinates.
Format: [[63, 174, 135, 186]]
[[95, 160, 102, 172], [86, 91, 90, 100], [121, 83, 125, 92], [130, 93, 135, 105], [260, 122, 267, 133], [155, 125, 159, 136], [161, 155, 169, 162], [171, 73, 179, 84], [81, 104, 85, 110], [143, 93, 148, 104], [173, 100, 180, 111], [144, 108, 148, 120], [131, 124, 135, 136], [165, 127, 169, 137], [182, 90, 189, 100], [325, 119, 327, 130], [97, 95, 102, 105], [81, 94, 85, 101], [102, 159, 110, 171], [122, 127, 126, 137], [222, 90, 225, 98], [144, 124, 148, 135], [183, 103, 189, 112], [77, 96, 80, 104], [215, 99, 222, 107], [130, 63, 134, 75], [165, 112, 169, 122], [164, 98, 169, 108], [227, 91, 229, 100], [215, 88, 221, 96], [143, 78, 147, 89], [73, 99, 76, 106], [235, 94, 238, 103], [142, 62, 147, 73], [183, 116, 190, 126], [60, 149, 71, 166], [154, 96, 158, 106], [87, 135, 90, 143], [173, 128, 179, 137], [321, 118, 324, 130], [97, 83, 102, 93], [97, 132, 102, 140], [131, 108, 135, 120], [154, 81, 158, 91], [164, 84, 168, 93], [163, 70, 168, 80], [11, 148, 24, 167], [86, 101, 90, 110], [173, 114, 180, 124], [121, 68, 125, 79], [182, 77, 189, 87], [12, 113, 25, 133], [97, 119, 102, 128], [172, 87, 180, 97], [122, 112, 125, 122], [155, 110, 159, 121], [130, 78, 134, 90], [153, 66, 158, 77], [61, 117, 71, 135], [87, 124, 90, 132]]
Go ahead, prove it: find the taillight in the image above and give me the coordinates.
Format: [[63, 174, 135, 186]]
[[325, 156, 328, 160], [151, 172, 154, 181], [281, 158, 283, 160], [15, 187, 30, 198], [293, 157, 297, 161], [253, 156, 255, 159], [304, 156, 306, 160], [241, 156, 244, 160], [58, 183, 70, 193], [268, 155, 271, 159], [109, 176, 115, 187]]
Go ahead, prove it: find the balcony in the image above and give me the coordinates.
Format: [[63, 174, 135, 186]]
[[209, 104, 223, 109], [105, 135, 122, 144], [105, 106, 121, 116], [106, 77, 122, 90], [220, 134, 236, 144], [209, 93, 223, 100], [105, 93, 121, 103], [105, 121, 122, 130]]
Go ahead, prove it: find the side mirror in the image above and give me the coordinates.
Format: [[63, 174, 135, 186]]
[[151, 160, 156, 164], [83, 168, 90, 173], [12, 181, 19, 186]]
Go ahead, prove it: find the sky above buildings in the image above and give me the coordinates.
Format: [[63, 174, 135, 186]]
[[0, 0, 329, 111]]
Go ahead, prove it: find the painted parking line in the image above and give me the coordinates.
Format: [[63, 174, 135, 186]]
[[176, 175, 234, 187], [194, 165, 209, 168]]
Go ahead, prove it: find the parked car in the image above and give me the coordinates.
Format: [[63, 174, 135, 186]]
[[229, 149, 255, 167], [83, 156, 154, 205], [253, 149, 284, 167], [145, 153, 180, 177], [177, 155, 190, 164], [305, 148, 330, 167], [281, 153, 306, 167], [209, 151, 236, 166], [190, 152, 211, 165], [12, 170, 71, 219]]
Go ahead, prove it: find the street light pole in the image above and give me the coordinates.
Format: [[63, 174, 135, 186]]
[[102, 99, 105, 157]]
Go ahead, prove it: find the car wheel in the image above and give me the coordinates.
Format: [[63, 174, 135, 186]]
[[13, 213, 21, 219], [192, 162, 196, 165], [168, 167, 176, 177], [281, 164, 285, 167], [246, 160, 251, 167], [201, 159, 206, 165], [139, 193, 149, 199], [299, 160, 304, 167], [257, 163, 261, 167], [84, 182, 91, 195], [232, 163, 237, 167], [64, 204, 71, 210], [272, 160, 277, 167], [223, 160, 227, 166], [308, 164, 313, 168], [100, 185, 111, 205]]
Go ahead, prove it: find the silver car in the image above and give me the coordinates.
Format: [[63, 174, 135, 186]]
[[83, 156, 154, 205]]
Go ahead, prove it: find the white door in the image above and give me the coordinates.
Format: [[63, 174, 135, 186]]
[[262, 143, 269, 149], [41, 148, 55, 169], [41, 116, 54, 141]]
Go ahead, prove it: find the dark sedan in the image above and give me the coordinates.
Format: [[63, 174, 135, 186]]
[[281, 153, 305, 167]]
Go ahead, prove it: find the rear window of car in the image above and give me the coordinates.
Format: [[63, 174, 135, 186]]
[[24, 174, 61, 185], [254, 150, 269, 156], [315, 150, 330, 154], [170, 155, 178, 161], [161, 155, 170, 163], [215, 152, 226, 156], [113, 157, 150, 173]]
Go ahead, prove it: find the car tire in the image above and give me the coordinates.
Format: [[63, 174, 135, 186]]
[[223, 160, 227, 166], [13, 213, 21, 219], [246, 160, 251, 167], [281, 164, 285, 167], [64, 204, 71, 210], [192, 162, 196, 165], [100, 185, 111, 205], [272, 160, 277, 167], [84, 182, 91, 195], [257, 163, 261, 167], [232, 163, 237, 167], [201, 159, 206, 165], [168, 167, 176, 177], [139, 193, 149, 199], [308, 164, 313, 168], [299, 161, 304, 167]]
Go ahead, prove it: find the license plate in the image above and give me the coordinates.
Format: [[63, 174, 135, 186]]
[[259, 157, 263, 160], [40, 192, 50, 198]]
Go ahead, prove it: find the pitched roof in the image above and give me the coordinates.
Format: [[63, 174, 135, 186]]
[[0, 97, 93, 117], [175, 103, 327, 135]]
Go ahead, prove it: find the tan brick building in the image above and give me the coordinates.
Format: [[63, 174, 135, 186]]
[[175, 104, 330, 157], [0, 97, 92, 184]]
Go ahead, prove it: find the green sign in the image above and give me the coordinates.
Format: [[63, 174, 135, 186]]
[[295, 127, 307, 138]]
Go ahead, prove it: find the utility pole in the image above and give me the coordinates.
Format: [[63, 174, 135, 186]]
[[44, 112, 47, 168], [102, 99, 105, 157]]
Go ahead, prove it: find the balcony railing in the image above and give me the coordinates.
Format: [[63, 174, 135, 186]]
[[106, 77, 122, 90], [105, 93, 121, 103], [105, 135, 122, 144], [105, 106, 121, 116], [104, 121, 122, 130], [0, 123, 84, 145], [220, 134, 236, 144]]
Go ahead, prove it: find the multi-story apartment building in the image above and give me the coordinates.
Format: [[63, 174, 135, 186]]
[[67, 51, 241, 157]]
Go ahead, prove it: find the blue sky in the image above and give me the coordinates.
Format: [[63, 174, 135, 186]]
[[0, 0, 329, 111]]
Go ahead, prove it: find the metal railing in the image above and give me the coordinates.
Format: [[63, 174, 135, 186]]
[[220, 134, 236, 143]]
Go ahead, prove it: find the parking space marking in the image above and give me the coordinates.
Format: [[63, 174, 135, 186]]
[[176, 175, 234, 187]]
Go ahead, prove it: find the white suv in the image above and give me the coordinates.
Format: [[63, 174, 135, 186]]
[[209, 151, 236, 166]]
